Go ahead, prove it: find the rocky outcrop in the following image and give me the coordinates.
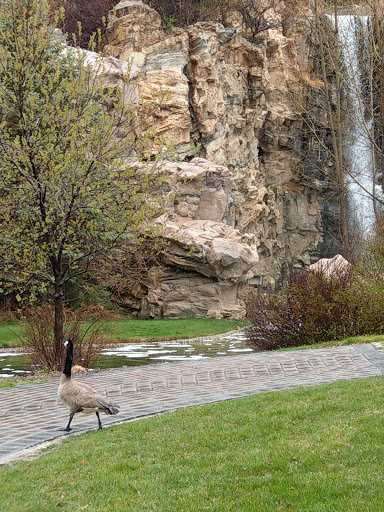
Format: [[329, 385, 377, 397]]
[[105, 1, 164, 61], [144, 158, 259, 318], [103, 0, 336, 318]]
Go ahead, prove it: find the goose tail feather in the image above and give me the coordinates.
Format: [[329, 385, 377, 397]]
[[107, 404, 120, 415], [95, 397, 120, 415]]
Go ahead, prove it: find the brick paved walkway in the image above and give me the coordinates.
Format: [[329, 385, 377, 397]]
[[1, 343, 384, 464]]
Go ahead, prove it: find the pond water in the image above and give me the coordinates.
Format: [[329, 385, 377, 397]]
[[0, 330, 254, 377], [0, 353, 33, 377]]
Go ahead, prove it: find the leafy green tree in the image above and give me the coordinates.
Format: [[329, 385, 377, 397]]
[[0, 0, 164, 367]]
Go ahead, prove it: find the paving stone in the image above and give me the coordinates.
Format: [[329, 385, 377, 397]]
[[1, 343, 384, 463]]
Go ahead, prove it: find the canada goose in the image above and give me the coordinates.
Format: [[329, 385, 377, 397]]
[[58, 339, 120, 431]]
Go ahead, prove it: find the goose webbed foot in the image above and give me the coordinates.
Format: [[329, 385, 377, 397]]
[[59, 414, 74, 432]]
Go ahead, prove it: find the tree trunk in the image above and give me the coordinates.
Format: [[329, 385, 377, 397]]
[[333, 5, 350, 256], [314, 0, 350, 256], [54, 276, 64, 371]]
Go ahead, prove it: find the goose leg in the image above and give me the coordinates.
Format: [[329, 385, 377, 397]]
[[96, 412, 102, 430], [60, 413, 74, 432]]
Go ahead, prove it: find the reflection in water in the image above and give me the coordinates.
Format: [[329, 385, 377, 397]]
[[0, 331, 252, 377]]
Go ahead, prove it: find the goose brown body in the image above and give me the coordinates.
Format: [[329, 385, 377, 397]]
[[58, 339, 119, 431]]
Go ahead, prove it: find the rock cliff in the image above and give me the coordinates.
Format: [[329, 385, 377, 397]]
[[101, 0, 337, 318]]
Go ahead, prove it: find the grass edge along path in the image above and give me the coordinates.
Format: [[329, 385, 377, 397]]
[[281, 334, 384, 352], [1, 376, 384, 511]]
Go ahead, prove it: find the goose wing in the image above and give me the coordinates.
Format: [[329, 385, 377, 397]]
[[72, 381, 120, 415]]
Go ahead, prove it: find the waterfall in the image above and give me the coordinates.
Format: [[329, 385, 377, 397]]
[[336, 15, 382, 235]]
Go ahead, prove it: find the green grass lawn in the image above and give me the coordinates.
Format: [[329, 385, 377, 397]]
[[0, 318, 248, 348], [0, 380, 16, 388], [0, 377, 51, 389], [2, 377, 384, 511], [103, 317, 247, 342], [0, 315, 382, 349], [0, 321, 22, 347]]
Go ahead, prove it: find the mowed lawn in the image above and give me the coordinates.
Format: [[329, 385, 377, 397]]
[[0, 318, 247, 348], [104, 317, 247, 342], [0, 322, 22, 347], [1, 377, 384, 511]]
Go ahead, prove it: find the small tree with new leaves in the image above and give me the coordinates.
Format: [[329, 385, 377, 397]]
[[0, 0, 165, 368]]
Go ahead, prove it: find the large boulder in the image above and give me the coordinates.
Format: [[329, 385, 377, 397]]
[[163, 217, 259, 281], [143, 158, 259, 318], [309, 254, 351, 276]]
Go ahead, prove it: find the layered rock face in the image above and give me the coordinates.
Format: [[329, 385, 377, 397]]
[[145, 158, 259, 318], [104, 0, 331, 318]]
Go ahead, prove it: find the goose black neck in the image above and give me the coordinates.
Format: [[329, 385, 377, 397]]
[[63, 342, 73, 378]]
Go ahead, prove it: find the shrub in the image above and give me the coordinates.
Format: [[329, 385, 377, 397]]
[[23, 304, 111, 371], [144, 0, 234, 27], [356, 219, 384, 284], [50, 0, 120, 48], [246, 267, 384, 350], [238, 0, 282, 40], [144, 0, 301, 38], [48, 0, 303, 48]]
